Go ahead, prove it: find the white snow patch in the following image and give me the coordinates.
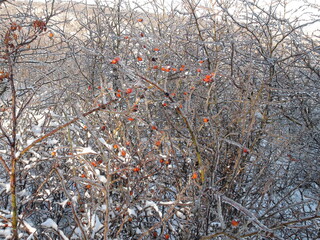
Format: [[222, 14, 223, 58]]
[[41, 218, 58, 230], [71, 228, 82, 239], [76, 147, 97, 154], [210, 221, 222, 227], [47, 139, 59, 145], [0, 182, 10, 193], [176, 210, 186, 219], [99, 175, 107, 183], [57, 199, 69, 208], [26, 233, 34, 240], [85, 191, 91, 198], [49, 121, 59, 127], [72, 196, 78, 202], [128, 208, 137, 217], [159, 201, 174, 205], [31, 125, 42, 136], [27, 139, 36, 146], [24, 221, 36, 240], [98, 138, 111, 148], [17, 189, 28, 197], [0, 227, 11, 239], [145, 200, 162, 218], [100, 204, 107, 211], [30, 150, 41, 159], [91, 214, 103, 238], [58, 230, 69, 240]]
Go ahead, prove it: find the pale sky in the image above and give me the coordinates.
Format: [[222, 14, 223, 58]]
[[36, 0, 319, 34]]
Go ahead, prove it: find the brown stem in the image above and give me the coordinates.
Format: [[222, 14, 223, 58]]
[[15, 101, 115, 163], [10, 158, 18, 240], [8, 101, 113, 239], [0, 155, 10, 174], [136, 73, 205, 183], [8, 53, 18, 239]]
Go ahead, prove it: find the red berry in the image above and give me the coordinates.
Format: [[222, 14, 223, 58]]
[[126, 88, 133, 94], [231, 220, 239, 227], [192, 172, 198, 179], [133, 167, 140, 172]]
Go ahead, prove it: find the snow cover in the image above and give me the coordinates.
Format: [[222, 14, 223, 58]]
[[41, 218, 58, 230], [31, 125, 42, 136], [98, 175, 107, 183], [24, 221, 36, 240], [175, 210, 186, 219], [145, 200, 162, 218], [0, 227, 11, 240], [98, 137, 110, 148], [0, 181, 10, 194], [91, 214, 104, 238], [46, 139, 59, 145], [71, 227, 82, 239], [17, 189, 28, 197], [58, 230, 69, 240], [76, 147, 97, 154], [128, 207, 137, 217], [26, 139, 36, 146], [159, 201, 175, 205], [57, 199, 70, 208], [30, 150, 41, 159]]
